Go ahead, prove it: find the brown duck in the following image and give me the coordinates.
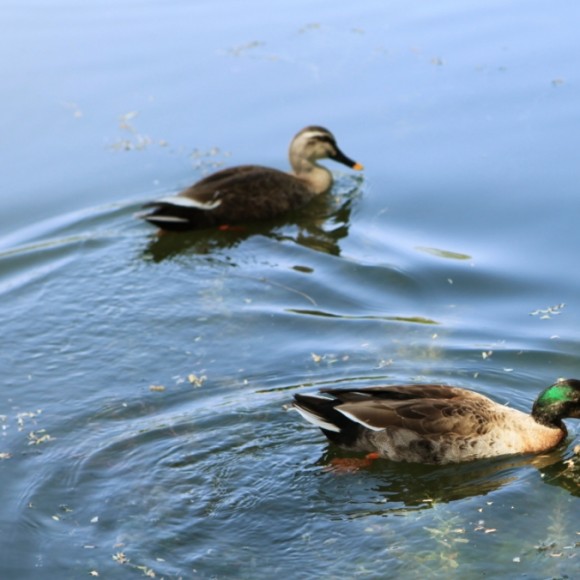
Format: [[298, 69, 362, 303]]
[[293, 379, 580, 464], [139, 126, 363, 231]]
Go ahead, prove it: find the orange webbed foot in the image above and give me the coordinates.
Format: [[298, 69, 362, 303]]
[[218, 224, 246, 232], [325, 452, 380, 473]]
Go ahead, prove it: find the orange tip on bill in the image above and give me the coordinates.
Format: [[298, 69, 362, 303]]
[[353, 162, 364, 171]]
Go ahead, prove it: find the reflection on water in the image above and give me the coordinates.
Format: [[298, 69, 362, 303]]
[[540, 448, 580, 498], [288, 308, 439, 324], [316, 446, 568, 509]]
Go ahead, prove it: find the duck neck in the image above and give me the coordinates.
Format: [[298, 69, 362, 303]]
[[290, 156, 333, 194], [532, 409, 567, 431], [531, 403, 564, 429]]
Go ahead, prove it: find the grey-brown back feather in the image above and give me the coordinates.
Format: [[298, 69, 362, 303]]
[[323, 385, 493, 435]]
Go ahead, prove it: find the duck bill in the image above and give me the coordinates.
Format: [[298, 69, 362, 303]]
[[331, 147, 364, 171]]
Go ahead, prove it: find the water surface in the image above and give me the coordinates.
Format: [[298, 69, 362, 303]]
[[2, 0, 580, 578]]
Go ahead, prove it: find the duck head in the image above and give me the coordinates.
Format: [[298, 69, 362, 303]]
[[532, 378, 580, 428], [289, 126, 364, 173]]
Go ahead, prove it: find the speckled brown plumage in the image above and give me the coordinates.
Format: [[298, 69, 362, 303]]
[[293, 380, 580, 464]]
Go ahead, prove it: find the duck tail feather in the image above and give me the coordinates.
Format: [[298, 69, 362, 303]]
[[293, 393, 366, 446]]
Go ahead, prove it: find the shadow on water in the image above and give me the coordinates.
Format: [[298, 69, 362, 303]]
[[539, 448, 580, 497], [313, 445, 577, 509], [141, 179, 362, 262]]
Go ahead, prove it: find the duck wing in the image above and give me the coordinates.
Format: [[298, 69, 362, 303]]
[[190, 165, 261, 188], [140, 165, 313, 230], [294, 385, 495, 446]]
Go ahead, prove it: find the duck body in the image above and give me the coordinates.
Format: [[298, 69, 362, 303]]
[[141, 165, 316, 231], [139, 126, 363, 231], [293, 380, 580, 465]]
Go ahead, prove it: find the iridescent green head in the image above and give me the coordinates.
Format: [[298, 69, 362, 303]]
[[532, 379, 580, 427]]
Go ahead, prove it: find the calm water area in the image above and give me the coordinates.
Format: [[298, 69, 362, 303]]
[[1, 0, 580, 578]]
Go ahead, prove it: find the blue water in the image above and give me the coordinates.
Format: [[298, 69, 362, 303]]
[[1, 0, 580, 577]]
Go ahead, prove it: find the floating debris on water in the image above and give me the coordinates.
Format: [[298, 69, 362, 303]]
[[530, 303, 565, 319]]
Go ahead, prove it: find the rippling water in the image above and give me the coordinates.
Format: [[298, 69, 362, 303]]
[[2, 0, 580, 578]]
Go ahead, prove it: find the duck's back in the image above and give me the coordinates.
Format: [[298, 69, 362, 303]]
[[184, 165, 315, 222], [143, 165, 314, 230]]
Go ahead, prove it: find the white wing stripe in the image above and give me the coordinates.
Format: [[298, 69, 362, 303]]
[[155, 195, 222, 210], [337, 409, 385, 431], [293, 406, 341, 433], [145, 215, 190, 224]]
